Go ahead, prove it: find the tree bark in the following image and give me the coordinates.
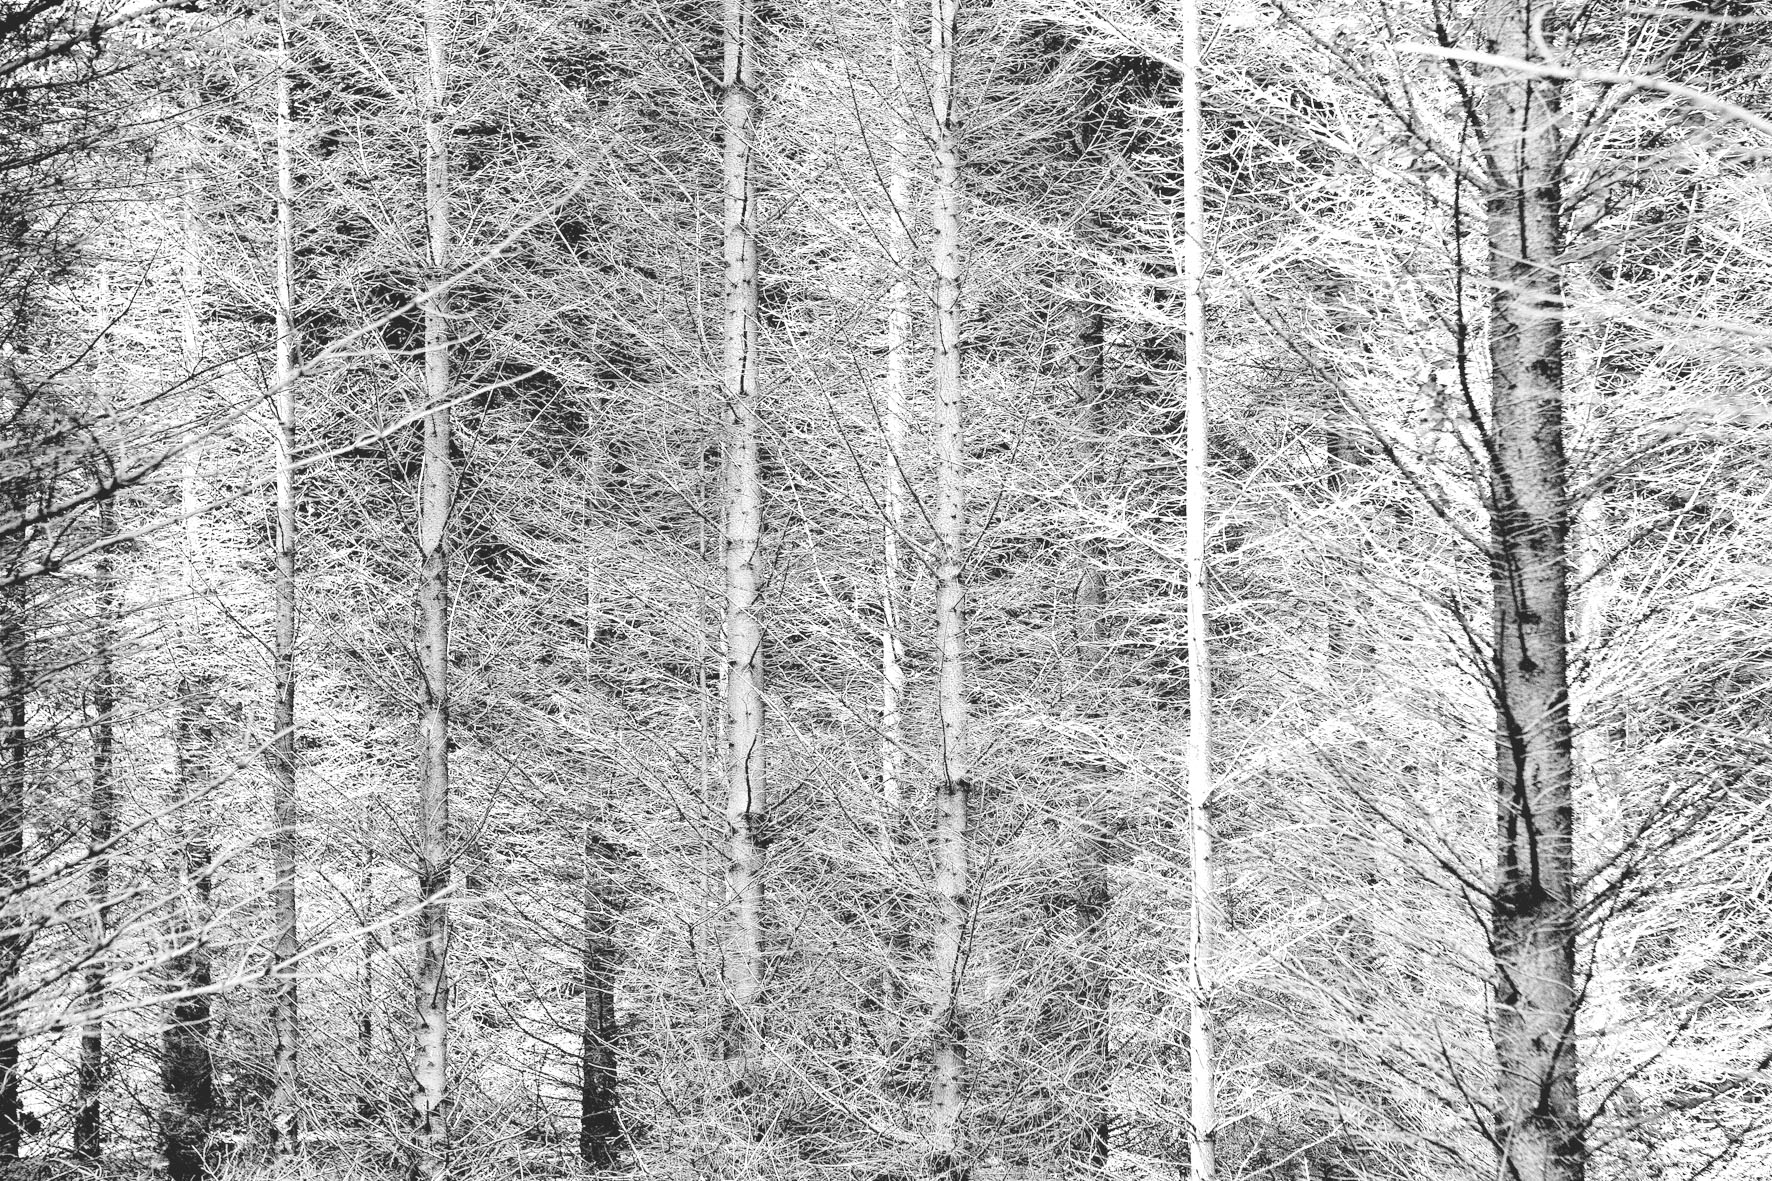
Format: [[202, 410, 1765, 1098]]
[[927, 0, 970, 1171], [75, 494, 119, 1161], [719, 0, 767, 1115], [579, 439, 622, 1170], [74, 271, 118, 1164], [0, 589, 24, 1161], [878, 0, 914, 852], [869, 0, 916, 1079], [0, 358, 27, 1160], [160, 162, 215, 1181], [1479, 3, 1581, 1179], [163, 673, 215, 1181], [267, 0, 302, 1153], [580, 828, 620, 1168], [1178, 0, 1217, 1175], [411, 1, 454, 1175]]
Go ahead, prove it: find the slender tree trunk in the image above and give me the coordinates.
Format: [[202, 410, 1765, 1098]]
[[580, 828, 620, 1168], [0, 591, 25, 1161], [410, 2, 454, 1175], [164, 672, 215, 1181], [1178, 0, 1216, 1176], [579, 444, 622, 1170], [869, 0, 916, 1083], [719, 0, 767, 1116], [160, 163, 216, 1181], [358, 844, 378, 1123], [0, 367, 26, 1157], [878, 0, 913, 852], [74, 271, 118, 1164], [927, 0, 970, 1171], [1479, 4, 1581, 1179], [267, 0, 302, 1152], [75, 494, 119, 1161]]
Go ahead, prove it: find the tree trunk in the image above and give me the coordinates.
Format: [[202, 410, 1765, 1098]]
[[719, 0, 767, 1115], [358, 845, 379, 1123], [163, 674, 215, 1181], [267, 0, 302, 1153], [160, 165, 216, 1181], [869, 0, 916, 1083], [580, 829, 620, 1168], [1479, 3, 1581, 1179], [74, 270, 118, 1164], [75, 491, 119, 1161], [579, 441, 622, 1170], [411, 1, 454, 1175], [0, 591, 25, 1161], [927, 0, 970, 1170], [1178, 0, 1216, 1175], [878, 0, 913, 853]]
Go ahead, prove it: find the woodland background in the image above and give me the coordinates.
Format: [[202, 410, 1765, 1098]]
[[0, 1, 1769, 1180]]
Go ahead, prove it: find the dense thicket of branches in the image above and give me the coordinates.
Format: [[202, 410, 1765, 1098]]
[[0, 1, 1767, 1180]]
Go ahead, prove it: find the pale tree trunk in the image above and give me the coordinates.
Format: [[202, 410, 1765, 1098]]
[[411, 0, 454, 1175], [720, 0, 767, 1119], [267, 0, 302, 1153], [927, 0, 970, 1170], [161, 161, 216, 1181], [0, 355, 26, 1160], [74, 271, 118, 1164], [0, 583, 24, 1161], [872, 0, 915, 1068], [877, 0, 912, 856], [1178, 0, 1216, 1176], [580, 434, 621, 1170], [1479, 3, 1581, 1178]]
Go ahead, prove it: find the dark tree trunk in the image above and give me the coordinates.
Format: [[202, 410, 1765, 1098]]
[[579, 830, 621, 1169], [75, 496, 120, 1161], [1479, 2, 1582, 1178], [161, 679, 215, 1181], [267, 4, 303, 1150]]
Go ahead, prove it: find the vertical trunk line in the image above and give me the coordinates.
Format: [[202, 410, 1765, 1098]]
[[161, 152, 216, 1181], [720, 0, 768, 1126], [411, 1, 454, 1176], [1178, 1, 1217, 1176], [0, 353, 29, 1163], [580, 826, 621, 1168], [0, 602, 20, 1163], [268, 0, 302, 1154], [872, 0, 917, 1084], [878, 0, 913, 856], [580, 429, 622, 1170], [928, 0, 970, 1171], [74, 269, 117, 1164], [76, 500, 119, 1161], [1479, 3, 1581, 1179]]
